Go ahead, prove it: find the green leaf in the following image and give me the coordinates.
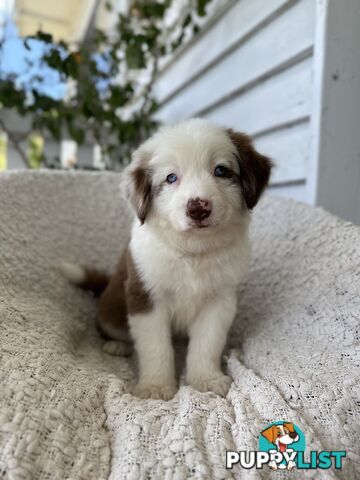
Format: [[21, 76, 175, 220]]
[[69, 125, 85, 144], [105, 0, 113, 11], [34, 30, 53, 44], [43, 48, 63, 70], [171, 32, 184, 52], [182, 14, 192, 28], [193, 24, 200, 35], [138, 2, 167, 18], [125, 43, 145, 69], [27, 135, 44, 169], [197, 0, 210, 16]]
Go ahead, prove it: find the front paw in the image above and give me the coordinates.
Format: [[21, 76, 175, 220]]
[[133, 382, 177, 400], [187, 374, 232, 396], [287, 461, 296, 471]]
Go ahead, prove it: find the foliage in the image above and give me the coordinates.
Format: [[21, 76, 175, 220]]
[[0, 0, 214, 169]]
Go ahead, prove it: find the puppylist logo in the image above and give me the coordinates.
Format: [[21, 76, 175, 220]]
[[226, 421, 346, 471]]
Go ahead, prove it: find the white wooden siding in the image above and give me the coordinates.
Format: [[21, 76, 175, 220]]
[[254, 121, 310, 185], [156, 0, 295, 104], [204, 58, 312, 139], [307, 0, 360, 224], [155, 0, 316, 200]]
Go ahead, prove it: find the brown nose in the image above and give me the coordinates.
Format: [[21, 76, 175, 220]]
[[186, 197, 212, 221], [289, 432, 298, 439]]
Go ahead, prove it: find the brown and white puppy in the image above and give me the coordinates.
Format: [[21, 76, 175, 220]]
[[61, 119, 272, 400], [261, 423, 299, 470]]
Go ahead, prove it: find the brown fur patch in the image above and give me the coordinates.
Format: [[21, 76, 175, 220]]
[[97, 252, 129, 334], [227, 129, 273, 209], [132, 166, 152, 224], [79, 269, 109, 297], [125, 249, 153, 315], [97, 247, 152, 336]]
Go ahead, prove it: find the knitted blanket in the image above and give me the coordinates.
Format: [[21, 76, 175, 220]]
[[0, 171, 359, 480]]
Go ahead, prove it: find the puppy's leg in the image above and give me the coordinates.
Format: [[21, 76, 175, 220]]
[[186, 295, 236, 396], [130, 305, 176, 400], [97, 252, 133, 356]]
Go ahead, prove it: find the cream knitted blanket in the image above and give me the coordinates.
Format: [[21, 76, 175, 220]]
[[0, 171, 359, 479]]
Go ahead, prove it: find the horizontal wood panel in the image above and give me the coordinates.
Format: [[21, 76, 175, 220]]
[[156, 0, 291, 103], [267, 181, 307, 202], [156, 0, 315, 123], [255, 121, 310, 184], [204, 57, 312, 136]]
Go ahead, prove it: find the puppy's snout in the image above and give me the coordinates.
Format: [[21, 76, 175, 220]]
[[289, 432, 298, 439], [186, 197, 212, 221]]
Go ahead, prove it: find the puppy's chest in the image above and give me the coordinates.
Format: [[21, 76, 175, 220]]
[[167, 257, 214, 296], [131, 228, 249, 324], [148, 250, 238, 300]]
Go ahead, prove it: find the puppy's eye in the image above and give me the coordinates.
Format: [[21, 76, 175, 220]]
[[214, 165, 231, 177], [166, 173, 177, 184]]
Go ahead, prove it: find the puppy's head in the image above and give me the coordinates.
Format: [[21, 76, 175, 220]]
[[261, 423, 299, 452], [122, 119, 272, 233]]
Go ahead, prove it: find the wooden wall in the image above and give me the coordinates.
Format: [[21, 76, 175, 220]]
[[155, 0, 316, 202]]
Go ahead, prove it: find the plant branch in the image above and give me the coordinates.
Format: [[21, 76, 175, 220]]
[[139, 49, 160, 116], [0, 0, 215, 170]]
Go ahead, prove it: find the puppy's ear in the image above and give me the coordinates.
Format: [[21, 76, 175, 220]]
[[261, 425, 277, 444], [227, 129, 272, 209], [121, 148, 152, 224], [284, 422, 295, 433]]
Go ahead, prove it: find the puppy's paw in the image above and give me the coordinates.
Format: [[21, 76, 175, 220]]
[[102, 340, 133, 357], [133, 382, 177, 400], [187, 374, 232, 396], [287, 461, 296, 471]]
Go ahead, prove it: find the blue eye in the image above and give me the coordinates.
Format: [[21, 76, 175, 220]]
[[214, 165, 230, 177], [166, 173, 177, 184]]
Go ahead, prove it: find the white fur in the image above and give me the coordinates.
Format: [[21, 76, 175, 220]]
[[59, 262, 86, 284], [124, 119, 252, 400]]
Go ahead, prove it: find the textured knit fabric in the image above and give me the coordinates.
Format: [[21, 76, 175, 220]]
[[0, 171, 359, 480]]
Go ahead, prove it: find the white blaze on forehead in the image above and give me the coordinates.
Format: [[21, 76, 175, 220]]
[[146, 119, 239, 174]]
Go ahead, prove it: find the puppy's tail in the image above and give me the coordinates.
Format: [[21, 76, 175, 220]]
[[59, 261, 109, 297]]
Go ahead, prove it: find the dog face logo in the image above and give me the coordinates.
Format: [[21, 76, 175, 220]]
[[259, 421, 303, 471], [261, 422, 299, 453]]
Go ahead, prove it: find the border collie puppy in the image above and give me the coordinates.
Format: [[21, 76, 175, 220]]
[[61, 119, 272, 400]]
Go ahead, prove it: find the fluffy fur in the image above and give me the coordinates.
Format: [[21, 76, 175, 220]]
[[62, 118, 272, 400]]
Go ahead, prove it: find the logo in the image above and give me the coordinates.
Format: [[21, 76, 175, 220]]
[[226, 421, 346, 471]]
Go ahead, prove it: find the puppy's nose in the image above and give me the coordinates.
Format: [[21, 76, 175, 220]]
[[289, 432, 298, 439], [186, 197, 212, 221]]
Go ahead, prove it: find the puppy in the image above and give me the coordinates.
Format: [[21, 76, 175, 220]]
[[61, 119, 272, 400]]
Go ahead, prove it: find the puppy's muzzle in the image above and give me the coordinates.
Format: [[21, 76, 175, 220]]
[[186, 197, 212, 222]]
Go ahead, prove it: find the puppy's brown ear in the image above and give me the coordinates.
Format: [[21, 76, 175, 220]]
[[261, 425, 277, 444], [284, 422, 296, 433], [121, 148, 152, 224], [227, 129, 272, 209]]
